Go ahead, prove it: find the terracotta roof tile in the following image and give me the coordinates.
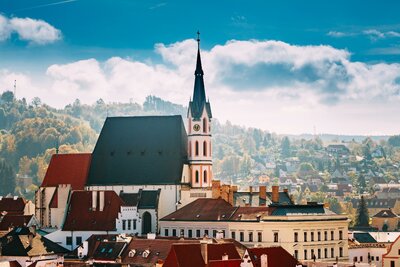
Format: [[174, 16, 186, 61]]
[[0, 197, 26, 214], [62, 191, 124, 231], [41, 153, 91, 190], [207, 243, 241, 262], [162, 199, 238, 221], [164, 243, 205, 267], [0, 215, 34, 230], [247, 247, 299, 267]]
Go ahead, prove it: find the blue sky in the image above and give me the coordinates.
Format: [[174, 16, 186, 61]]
[[1, 0, 400, 134]]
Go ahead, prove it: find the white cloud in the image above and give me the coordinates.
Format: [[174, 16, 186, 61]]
[[3, 39, 400, 134], [328, 28, 400, 41], [0, 14, 61, 44]]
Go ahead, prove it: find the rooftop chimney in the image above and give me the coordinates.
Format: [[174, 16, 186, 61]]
[[92, 191, 97, 211], [259, 186, 267, 200], [222, 253, 229, 261], [99, 191, 105, 212], [272, 185, 279, 203]]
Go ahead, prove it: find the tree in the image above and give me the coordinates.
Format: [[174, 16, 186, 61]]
[[388, 135, 400, 147], [281, 136, 291, 158], [357, 175, 366, 194], [1, 91, 14, 103], [31, 97, 42, 108], [0, 158, 16, 195], [354, 196, 369, 227]]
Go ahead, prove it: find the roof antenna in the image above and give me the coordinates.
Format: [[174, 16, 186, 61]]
[[55, 138, 59, 154], [13, 80, 16, 99]]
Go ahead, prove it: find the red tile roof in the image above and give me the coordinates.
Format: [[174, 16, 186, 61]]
[[41, 153, 91, 190], [207, 243, 241, 262], [161, 198, 271, 222], [164, 243, 205, 267], [62, 191, 124, 231], [247, 247, 299, 267], [0, 215, 34, 230], [373, 209, 398, 218], [0, 197, 26, 215], [207, 259, 242, 267], [120, 237, 198, 265]]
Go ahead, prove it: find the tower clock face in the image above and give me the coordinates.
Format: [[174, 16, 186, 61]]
[[193, 124, 200, 131]]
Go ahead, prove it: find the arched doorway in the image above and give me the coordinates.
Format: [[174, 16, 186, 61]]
[[142, 212, 152, 234]]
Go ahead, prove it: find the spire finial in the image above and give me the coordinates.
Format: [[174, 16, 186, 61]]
[[197, 30, 200, 49]]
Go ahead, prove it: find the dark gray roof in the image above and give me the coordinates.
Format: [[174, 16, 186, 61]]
[[138, 189, 160, 209], [87, 116, 188, 185], [270, 204, 326, 216], [120, 192, 140, 206], [353, 232, 377, 243]]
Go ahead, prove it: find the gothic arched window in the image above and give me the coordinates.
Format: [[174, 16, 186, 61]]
[[203, 170, 207, 183], [195, 170, 199, 183], [203, 118, 207, 133], [195, 141, 199, 156], [203, 141, 207, 156]]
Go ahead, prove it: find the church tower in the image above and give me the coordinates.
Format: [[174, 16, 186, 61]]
[[187, 32, 213, 188]]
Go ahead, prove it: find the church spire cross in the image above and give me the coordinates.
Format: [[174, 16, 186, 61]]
[[197, 30, 200, 49]]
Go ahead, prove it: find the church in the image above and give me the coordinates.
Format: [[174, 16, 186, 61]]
[[35, 34, 218, 246]]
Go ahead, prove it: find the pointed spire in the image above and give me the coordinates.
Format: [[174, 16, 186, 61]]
[[189, 31, 212, 120], [195, 31, 204, 76]]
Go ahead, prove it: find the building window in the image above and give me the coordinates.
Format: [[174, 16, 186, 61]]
[[311, 249, 314, 260], [127, 220, 131, 230], [331, 231, 334, 240], [165, 229, 169, 236], [339, 247, 343, 257], [249, 232, 253, 242], [274, 232, 278, 243], [304, 250, 307, 260], [304, 232, 307, 242], [324, 248, 328, 258], [122, 220, 126, 230], [398, 249, 400, 255], [294, 250, 298, 259], [231, 231, 236, 239], [213, 230, 217, 237], [133, 219, 137, 230], [391, 261, 395, 267], [331, 248, 334, 258], [324, 231, 327, 241], [353, 256, 357, 262], [196, 229, 201, 237], [189, 141, 191, 156], [376, 257, 379, 261], [294, 232, 298, 242], [204, 170, 207, 183], [318, 231, 321, 241], [66, 236, 72, 246], [172, 229, 177, 236], [195, 141, 199, 156], [203, 118, 207, 133], [204, 229, 209, 237], [188, 229, 192, 238], [258, 232, 262, 242], [76, 236, 82, 245], [360, 256, 363, 262], [339, 230, 343, 240], [311, 232, 314, 241], [180, 229, 184, 237], [203, 141, 207, 156], [195, 171, 199, 183], [318, 249, 321, 259], [240, 232, 244, 242]]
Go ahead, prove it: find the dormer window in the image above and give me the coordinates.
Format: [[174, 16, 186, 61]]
[[128, 249, 136, 257], [143, 249, 150, 258]]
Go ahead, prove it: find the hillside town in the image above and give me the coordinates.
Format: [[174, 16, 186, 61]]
[[0, 34, 400, 267]]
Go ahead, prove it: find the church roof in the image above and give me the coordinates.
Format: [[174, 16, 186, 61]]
[[86, 115, 188, 186], [41, 153, 91, 190], [188, 40, 212, 120]]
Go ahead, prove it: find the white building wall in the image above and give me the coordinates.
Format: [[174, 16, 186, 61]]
[[116, 206, 141, 234], [85, 185, 180, 229], [159, 216, 349, 261], [349, 247, 386, 267], [50, 184, 71, 228]]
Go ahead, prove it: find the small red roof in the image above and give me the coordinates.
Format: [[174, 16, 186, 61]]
[[0, 197, 26, 215], [0, 215, 34, 230], [207, 243, 241, 262], [62, 191, 124, 231], [247, 247, 299, 267], [41, 153, 91, 190], [164, 243, 205, 267]]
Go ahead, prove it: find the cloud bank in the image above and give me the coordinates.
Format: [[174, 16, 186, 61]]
[[1, 39, 400, 134], [0, 14, 61, 44]]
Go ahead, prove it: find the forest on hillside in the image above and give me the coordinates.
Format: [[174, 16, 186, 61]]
[[1, 91, 400, 200]]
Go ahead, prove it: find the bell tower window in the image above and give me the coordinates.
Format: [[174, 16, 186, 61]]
[[203, 141, 207, 156], [204, 170, 207, 183], [195, 171, 199, 183], [195, 141, 199, 156], [203, 118, 207, 133]]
